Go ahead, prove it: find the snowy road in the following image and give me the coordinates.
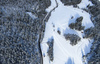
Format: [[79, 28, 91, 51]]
[[41, 0, 94, 64]]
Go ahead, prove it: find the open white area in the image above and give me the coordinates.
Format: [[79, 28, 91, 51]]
[[78, 0, 93, 8], [26, 12, 37, 19], [41, 0, 94, 64]]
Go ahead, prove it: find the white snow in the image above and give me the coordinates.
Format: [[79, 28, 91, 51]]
[[78, 0, 93, 8], [41, 0, 94, 64], [26, 12, 37, 19]]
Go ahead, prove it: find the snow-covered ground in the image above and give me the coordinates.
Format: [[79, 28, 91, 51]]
[[41, 0, 94, 64]]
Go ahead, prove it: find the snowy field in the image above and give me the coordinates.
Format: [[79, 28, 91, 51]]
[[41, 0, 94, 64]]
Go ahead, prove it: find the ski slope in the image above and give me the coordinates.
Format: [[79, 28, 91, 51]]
[[41, 0, 94, 64]]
